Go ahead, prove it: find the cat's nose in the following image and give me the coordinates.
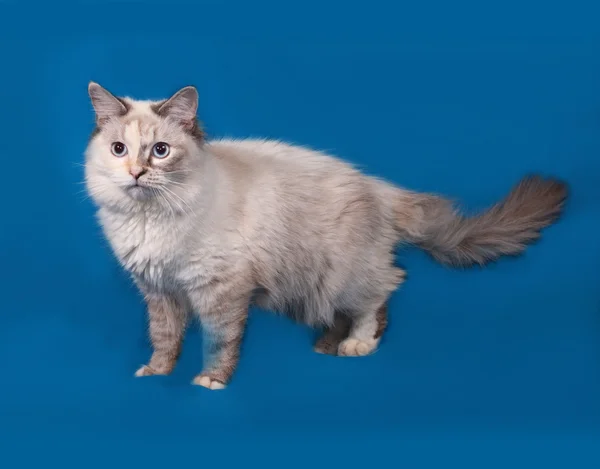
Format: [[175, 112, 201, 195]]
[[129, 167, 147, 180]]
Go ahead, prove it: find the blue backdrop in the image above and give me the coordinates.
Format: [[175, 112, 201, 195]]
[[0, 1, 599, 467]]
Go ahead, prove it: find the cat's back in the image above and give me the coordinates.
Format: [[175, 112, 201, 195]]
[[205, 137, 393, 247], [206, 138, 391, 215], [207, 137, 379, 218]]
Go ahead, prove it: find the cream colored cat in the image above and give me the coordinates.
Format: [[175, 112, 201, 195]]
[[84, 82, 567, 390]]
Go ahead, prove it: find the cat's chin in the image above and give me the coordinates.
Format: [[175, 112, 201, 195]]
[[126, 185, 152, 201]]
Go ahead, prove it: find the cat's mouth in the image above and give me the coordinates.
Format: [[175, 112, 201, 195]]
[[126, 181, 146, 190], [125, 178, 149, 190]]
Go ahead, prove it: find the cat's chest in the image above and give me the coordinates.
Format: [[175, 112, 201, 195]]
[[100, 210, 184, 288]]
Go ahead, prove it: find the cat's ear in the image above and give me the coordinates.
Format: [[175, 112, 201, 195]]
[[88, 82, 129, 124], [155, 86, 198, 128]]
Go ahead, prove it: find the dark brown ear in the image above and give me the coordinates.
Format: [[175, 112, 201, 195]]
[[88, 82, 129, 124], [155, 86, 198, 129]]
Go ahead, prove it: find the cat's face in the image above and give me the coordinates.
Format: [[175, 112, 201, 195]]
[[85, 83, 204, 208]]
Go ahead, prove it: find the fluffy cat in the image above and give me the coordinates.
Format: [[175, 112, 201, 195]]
[[84, 82, 568, 390]]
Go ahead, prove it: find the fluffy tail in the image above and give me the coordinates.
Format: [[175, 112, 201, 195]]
[[393, 175, 568, 267]]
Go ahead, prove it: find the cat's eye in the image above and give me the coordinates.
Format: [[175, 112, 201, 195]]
[[111, 142, 128, 157], [152, 142, 170, 159]]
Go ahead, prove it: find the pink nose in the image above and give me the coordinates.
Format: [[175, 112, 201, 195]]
[[129, 167, 147, 180]]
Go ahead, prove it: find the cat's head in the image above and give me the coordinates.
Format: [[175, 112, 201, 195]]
[[85, 82, 205, 209]]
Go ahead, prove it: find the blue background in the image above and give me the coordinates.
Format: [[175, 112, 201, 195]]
[[0, 1, 599, 466]]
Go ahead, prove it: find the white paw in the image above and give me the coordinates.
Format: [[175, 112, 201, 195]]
[[338, 338, 379, 356], [192, 375, 227, 390]]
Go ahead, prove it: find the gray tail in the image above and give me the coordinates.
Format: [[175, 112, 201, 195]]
[[393, 175, 568, 267]]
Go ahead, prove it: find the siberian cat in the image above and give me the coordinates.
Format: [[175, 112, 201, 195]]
[[84, 82, 567, 390]]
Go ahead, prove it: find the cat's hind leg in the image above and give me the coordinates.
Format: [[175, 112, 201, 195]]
[[314, 313, 351, 355], [337, 301, 388, 356], [313, 302, 389, 356], [314, 264, 404, 357]]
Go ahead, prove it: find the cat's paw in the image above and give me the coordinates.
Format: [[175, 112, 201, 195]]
[[134, 364, 171, 377], [338, 338, 378, 356], [192, 374, 227, 390]]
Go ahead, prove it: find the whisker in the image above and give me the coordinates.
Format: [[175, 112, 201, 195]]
[[79, 183, 107, 193], [155, 188, 176, 219], [162, 186, 194, 214], [76, 184, 111, 202], [166, 180, 196, 189], [157, 187, 186, 214]]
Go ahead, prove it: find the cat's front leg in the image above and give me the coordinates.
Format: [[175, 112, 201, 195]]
[[135, 293, 188, 377], [189, 283, 251, 390]]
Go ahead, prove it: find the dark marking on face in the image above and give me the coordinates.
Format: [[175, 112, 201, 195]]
[[136, 143, 151, 166], [88, 125, 101, 143], [188, 120, 205, 145], [150, 100, 205, 145], [157, 151, 186, 172]]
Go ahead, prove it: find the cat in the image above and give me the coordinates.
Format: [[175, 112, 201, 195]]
[[84, 82, 568, 390]]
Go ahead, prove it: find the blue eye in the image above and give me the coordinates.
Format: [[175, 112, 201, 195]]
[[152, 142, 170, 159], [111, 142, 127, 157]]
